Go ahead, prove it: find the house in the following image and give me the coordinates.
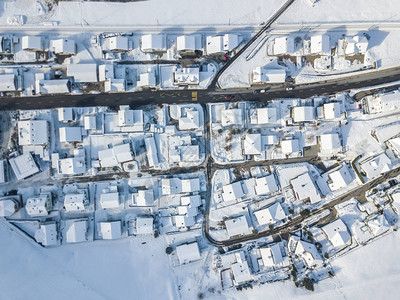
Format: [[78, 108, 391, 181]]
[[51, 39, 76, 55], [367, 213, 390, 236], [58, 107, 73, 122], [104, 79, 126, 92], [323, 102, 341, 119], [281, 139, 300, 155], [252, 67, 286, 84], [320, 133, 342, 152], [118, 105, 144, 131], [59, 127, 82, 143], [310, 35, 330, 55], [64, 219, 88, 243], [25, 193, 52, 217], [254, 202, 286, 226], [107, 36, 129, 52], [39, 79, 70, 94], [225, 216, 251, 238], [328, 165, 354, 191], [206, 34, 240, 55], [176, 242, 201, 265], [136, 217, 153, 235], [34, 223, 58, 246], [18, 120, 48, 146], [322, 218, 351, 248], [180, 145, 200, 162], [292, 106, 315, 122], [273, 36, 295, 55], [98, 143, 133, 168], [254, 174, 278, 195], [173, 67, 200, 85], [181, 178, 200, 193], [359, 153, 392, 179], [0, 197, 19, 217], [98, 221, 122, 240], [260, 244, 284, 267], [231, 252, 253, 286], [174, 215, 196, 228], [67, 63, 98, 83], [250, 107, 277, 125], [84, 115, 96, 130], [145, 136, 159, 167], [291, 172, 321, 204], [21, 36, 42, 51], [243, 134, 262, 155], [179, 109, 200, 130], [221, 108, 243, 127], [137, 71, 157, 88], [58, 156, 86, 175], [9, 153, 40, 181], [64, 193, 88, 212], [0, 74, 17, 91], [99, 189, 120, 209], [345, 35, 368, 55], [294, 239, 322, 268], [222, 181, 244, 202], [132, 190, 154, 206], [177, 35, 201, 54], [141, 34, 166, 52]]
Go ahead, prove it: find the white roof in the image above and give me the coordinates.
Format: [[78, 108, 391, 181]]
[[281, 139, 300, 154], [108, 36, 129, 51], [67, 63, 98, 83], [310, 35, 330, 54], [21, 36, 42, 51], [223, 34, 240, 52], [360, 153, 392, 179], [293, 106, 315, 122], [84, 115, 96, 130], [273, 36, 295, 55], [243, 134, 262, 155], [222, 181, 244, 202], [98, 221, 122, 240], [320, 133, 341, 151], [64, 193, 87, 212], [141, 34, 166, 52], [174, 215, 195, 227], [323, 102, 341, 119], [39, 79, 70, 94], [260, 244, 284, 267], [59, 127, 82, 142], [118, 106, 143, 128], [181, 178, 200, 193], [254, 174, 278, 195], [231, 260, 252, 285], [99, 192, 120, 209], [59, 156, 86, 175], [374, 123, 400, 144], [252, 107, 277, 124], [263, 135, 279, 145], [177, 205, 198, 217], [345, 35, 368, 55], [221, 108, 242, 127], [252, 67, 286, 84], [179, 109, 200, 130], [206, 36, 224, 54], [136, 217, 153, 235], [180, 145, 200, 162], [161, 178, 181, 195], [225, 216, 250, 238], [0, 160, 4, 184], [0, 74, 16, 91], [177, 35, 196, 51], [58, 107, 73, 121], [145, 137, 159, 167], [99, 143, 133, 168], [134, 190, 154, 206], [0, 199, 16, 217], [51, 39, 76, 54], [174, 67, 200, 85], [34, 223, 58, 246], [328, 165, 354, 191], [322, 219, 351, 248], [9, 153, 39, 181], [181, 195, 201, 207], [295, 240, 322, 268], [25, 194, 50, 217], [291, 172, 321, 204], [176, 242, 201, 265], [254, 202, 286, 225], [368, 214, 390, 236], [18, 120, 48, 145], [65, 220, 87, 243], [137, 71, 156, 87]]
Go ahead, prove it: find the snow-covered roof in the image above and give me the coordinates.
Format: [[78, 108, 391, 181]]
[[177, 35, 196, 52], [293, 106, 315, 122], [181, 178, 200, 193], [145, 136, 159, 167], [367, 214, 390, 236], [21, 36, 42, 51], [310, 35, 330, 55], [25, 194, 51, 217], [177, 204, 198, 217], [323, 102, 341, 119], [254, 174, 278, 195], [221, 108, 243, 127], [243, 134, 262, 155], [59, 156, 86, 175], [99, 143, 133, 168], [291, 172, 321, 204], [322, 218, 351, 248], [252, 67, 286, 84], [180, 145, 200, 162], [273, 36, 295, 55], [0, 199, 17, 217], [360, 153, 392, 179], [65, 220, 87, 243], [141, 34, 166, 52], [388, 137, 400, 155], [263, 135, 279, 145], [176, 242, 201, 265], [294, 240, 322, 268], [84, 115, 96, 130], [225, 215, 250, 238], [34, 223, 58, 246], [58, 107, 73, 122], [328, 165, 354, 191], [345, 35, 368, 55], [51, 39, 76, 55], [179, 109, 200, 130], [136, 217, 153, 235], [0, 74, 16, 91], [181, 195, 201, 207], [222, 181, 244, 202], [260, 244, 284, 267], [67, 63, 98, 83], [9, 153, 40, 181], [39, 79, 70, 94], [59, 127, 82, 143], [0, 160, 4, 184], [174, 215, 196, 227], [281, 139, 300, 154], [133, 190, 154, 206], [206, 34, 240, 55], [223, 34, 240, 52], [118, 105, 143, 128], [231, 260, 252, 286], [99, 192, 120, 209], [64, 193, 87, 212], [173, 67, 200, 85], [137, 71, 157, 87], [320, 133, 341, 151], [108, 36, 129, 51], [105, 79, 126, 92], [374, 123, 400, 144], [251, 107, 277, 125], [254, 202, 286, 226], [18, 120, 48, 145], [98, 221, 122, 240]]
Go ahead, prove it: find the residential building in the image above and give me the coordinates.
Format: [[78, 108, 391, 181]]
[[98, 221, 122, 240], [141, 34, 166, 52], [252, 67, 286, 84], [291, 172, 321, 204], [9, 153, 40, 181], [64, 193, 88, 212], [64, 219, 88, 243], [59, 127, 82, 143], [18, 120, 48, 145], [25, 193, 52, 217], [67, 63, 98, 83], [176, 242, 201, 265], [254, 202, 286, 226], [322, 218, 351, 248], [34, 223, 58, 246], [225, 216, 251, 238]]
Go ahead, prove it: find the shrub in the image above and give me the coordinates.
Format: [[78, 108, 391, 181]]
[[165, 246, 173, 254], [300, 209, 311, 218]]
